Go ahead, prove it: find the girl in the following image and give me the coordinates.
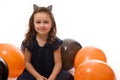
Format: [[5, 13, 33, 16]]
[[17, 4, 63, 80]]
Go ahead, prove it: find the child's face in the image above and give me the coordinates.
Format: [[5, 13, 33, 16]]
[[34, 12, 52, 35]]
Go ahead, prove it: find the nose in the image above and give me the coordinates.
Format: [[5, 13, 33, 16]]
[[40, 23, 44, 27]]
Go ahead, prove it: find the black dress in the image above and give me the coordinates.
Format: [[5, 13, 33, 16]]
[[17, 37, 74, 80]]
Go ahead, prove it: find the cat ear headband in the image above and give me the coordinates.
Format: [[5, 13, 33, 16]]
[[33, 4, 52, 11]]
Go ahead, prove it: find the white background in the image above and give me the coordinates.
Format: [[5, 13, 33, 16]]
[[0, 0, 120, 80]]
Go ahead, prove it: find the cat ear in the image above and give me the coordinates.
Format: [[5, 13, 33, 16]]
[[47, 5, 52, 11], [33, 4, 39, 10]]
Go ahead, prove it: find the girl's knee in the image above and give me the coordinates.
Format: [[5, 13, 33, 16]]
[[56, 70, 74, 80]]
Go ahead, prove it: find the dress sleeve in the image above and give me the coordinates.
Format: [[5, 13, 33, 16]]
[[21, 40, 34, 52], [52, 37, 63, 51]]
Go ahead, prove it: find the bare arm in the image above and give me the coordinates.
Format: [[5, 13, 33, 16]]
[[24, 48, 47, 80], [48, 47, 62, 80]]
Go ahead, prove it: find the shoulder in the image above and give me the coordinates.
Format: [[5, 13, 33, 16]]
[[21, 36, 36, 52], [51, 37, 63, 50], [55, 37, 63, 43], [53, 37, 63, 46]]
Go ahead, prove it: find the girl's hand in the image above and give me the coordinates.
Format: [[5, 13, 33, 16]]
[[48, 76, 55, 80], [36, 75, 48, 80]]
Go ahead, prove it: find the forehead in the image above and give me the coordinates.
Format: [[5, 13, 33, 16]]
[[34, 12, 50, 20]]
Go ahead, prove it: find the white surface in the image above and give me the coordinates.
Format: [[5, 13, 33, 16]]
[[0, 0, 120, 80]]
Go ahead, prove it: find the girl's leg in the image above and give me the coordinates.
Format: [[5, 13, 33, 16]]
[[56, 70, 74, 80], [17, 71, 35, 80]]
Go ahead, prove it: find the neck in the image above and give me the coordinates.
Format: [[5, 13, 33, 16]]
[[36, 34, 48, 47]]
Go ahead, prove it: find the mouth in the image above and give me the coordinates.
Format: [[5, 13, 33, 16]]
[[38, 28, 46, 31]]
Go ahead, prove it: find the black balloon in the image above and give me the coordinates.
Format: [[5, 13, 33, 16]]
[[0, 58, 8, 80], [61, 39, 82, 70]]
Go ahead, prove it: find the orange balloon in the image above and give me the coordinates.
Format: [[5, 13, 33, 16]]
[[74, 46, 107, 69], [74, 60, 116, 80], [0, 43, 25, 78]]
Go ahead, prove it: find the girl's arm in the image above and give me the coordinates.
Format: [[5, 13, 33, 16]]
[[24, 48, 47, 80], [48, 47, 62, 80]]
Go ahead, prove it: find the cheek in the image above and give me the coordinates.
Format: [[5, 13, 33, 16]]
[[34, 25, 39, 31], [34, 23, 39, 28]]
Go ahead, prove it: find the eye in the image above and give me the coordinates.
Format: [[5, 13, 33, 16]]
[[43, 20, 49, 23], [36, 21, 41, 23]]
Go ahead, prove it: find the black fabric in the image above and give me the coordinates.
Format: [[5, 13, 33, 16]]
[[17, 37, 63, 80], [56, 70, 74, 80], [17, 70, 74, 80], [17, 71, 35, 80]]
